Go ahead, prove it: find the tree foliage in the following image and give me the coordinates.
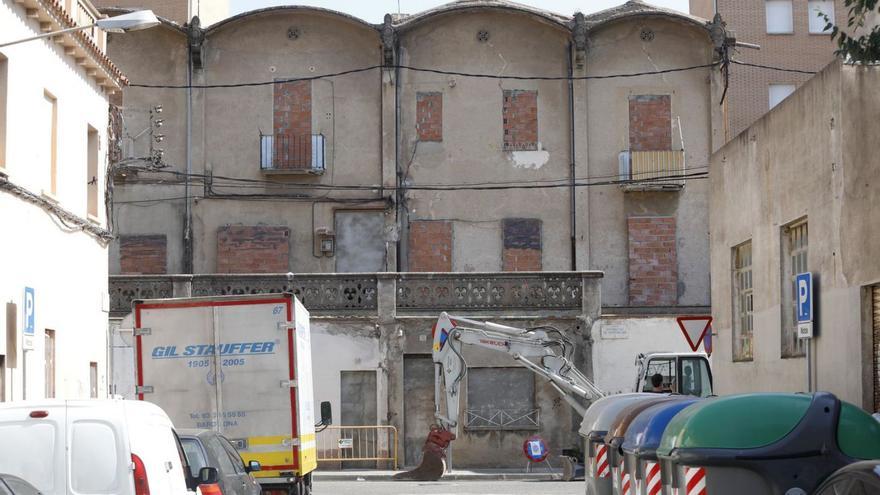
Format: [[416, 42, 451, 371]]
[[822, 0, 880, 62]]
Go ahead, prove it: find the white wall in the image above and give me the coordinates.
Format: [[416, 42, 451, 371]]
[[591, 316, 711, 395], [0, 0, 112, 400], [309, 321, 385, 426]]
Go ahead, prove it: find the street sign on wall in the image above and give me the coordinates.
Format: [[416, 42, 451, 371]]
[[796, 273, 813, 339], [23, 287, 34, 350]]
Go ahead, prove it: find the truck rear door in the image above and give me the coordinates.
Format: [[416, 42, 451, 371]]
[[134, 294, 302, 479]]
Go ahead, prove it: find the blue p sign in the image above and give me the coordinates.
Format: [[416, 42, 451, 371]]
[[24, 287, 35, 336], [796, 273, 812, 323]]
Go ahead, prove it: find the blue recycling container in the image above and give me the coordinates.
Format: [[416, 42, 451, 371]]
[[620, 398, 702, 495], [580, 394, 664, 495]]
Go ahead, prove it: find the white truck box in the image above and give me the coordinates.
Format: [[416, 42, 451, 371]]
[[132, 293, 316, 490]]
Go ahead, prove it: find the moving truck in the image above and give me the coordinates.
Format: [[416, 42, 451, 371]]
[[129, 293, 328, 495]]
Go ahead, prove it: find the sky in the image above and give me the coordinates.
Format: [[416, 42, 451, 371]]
[[228, 0, 691, 23]]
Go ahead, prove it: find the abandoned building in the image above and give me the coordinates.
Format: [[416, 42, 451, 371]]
[[106, 0, 730, 467]]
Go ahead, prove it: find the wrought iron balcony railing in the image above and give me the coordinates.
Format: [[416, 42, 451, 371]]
[[260, 134, 325, 173]]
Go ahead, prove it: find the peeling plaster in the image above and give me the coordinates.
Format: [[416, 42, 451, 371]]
[[508, 143, 550, 169]]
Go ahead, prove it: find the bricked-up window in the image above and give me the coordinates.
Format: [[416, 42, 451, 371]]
[[502, 218, 542, 271], [217, 226, 290, 273], [502, 90, 538, 151], [416, 92, 442, 142], [272, 80, 311, 169], [628, 217, 677, 306], [781, 220, 807, 358], [408, 220, 452, 272], [732, 242, 754, 361], [119, 235, 167, 274], [628, 95, 671, 151]]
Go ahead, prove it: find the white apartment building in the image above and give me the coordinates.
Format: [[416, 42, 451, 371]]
[[0, 0, 126, 400]]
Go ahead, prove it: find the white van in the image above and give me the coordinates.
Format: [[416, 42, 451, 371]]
[[0, 399, 214, 495]]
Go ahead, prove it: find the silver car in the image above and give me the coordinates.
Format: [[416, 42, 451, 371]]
[[179, 429, 262, 495]]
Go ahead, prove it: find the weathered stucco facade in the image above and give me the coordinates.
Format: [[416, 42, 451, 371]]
[[109, 271, 603, 468], [107, 0, 725, 310], [1, 0, 125, 401], [105, 0, 730, 468], [709, 61, 880, 411]]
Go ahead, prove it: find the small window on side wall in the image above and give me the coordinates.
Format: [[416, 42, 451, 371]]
[[766, 0, 794, 34], [808, 0, 835, 34]]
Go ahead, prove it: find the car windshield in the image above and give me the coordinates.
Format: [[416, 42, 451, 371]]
[[180, 438, 208, 478]]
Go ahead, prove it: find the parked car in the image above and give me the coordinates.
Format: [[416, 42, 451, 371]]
[[813, 461, 880, 495], [179, 429, 262, 495], [0, 399, 218, 495], [0, 474, 41, 495]]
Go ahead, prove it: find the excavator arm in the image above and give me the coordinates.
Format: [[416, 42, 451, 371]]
[[431, 312, 605, 431], [394, 312, 604, 481]]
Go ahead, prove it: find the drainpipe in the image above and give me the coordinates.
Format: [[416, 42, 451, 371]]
[[567, 42, 577, 271], [183, 24, 194, 274], [394, 47, 403, 272]]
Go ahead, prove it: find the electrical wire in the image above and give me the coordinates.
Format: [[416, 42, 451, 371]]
[[731, 60, 818, 75], [115, 164, 708, 191], [128, 63, 721, 89]]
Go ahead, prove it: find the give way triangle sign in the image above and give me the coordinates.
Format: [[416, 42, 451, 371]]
[[677, 316, 713, 352]]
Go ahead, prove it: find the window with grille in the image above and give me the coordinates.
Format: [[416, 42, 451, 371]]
[[732, 242, 754, 361], [781, 221, 807, 358]]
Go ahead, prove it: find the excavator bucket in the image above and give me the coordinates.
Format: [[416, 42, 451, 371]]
[[392, 425, 456, 481]]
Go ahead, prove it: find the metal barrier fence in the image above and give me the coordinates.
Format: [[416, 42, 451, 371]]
[[316, 425, 398, 470]]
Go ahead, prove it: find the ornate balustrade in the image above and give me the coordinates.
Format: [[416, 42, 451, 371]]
[[110, 271, 601, 318]]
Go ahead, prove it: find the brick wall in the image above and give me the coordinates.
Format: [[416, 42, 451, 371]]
[[217, 226, 290, 273], [120, 235, 167, 274], [273, 80, 311, 169], [628, 217, 677, 306], [713, 0, 845, 137], [629, 95, 672, 151], [416, 92, 442, 142], [502, 218, 542, 271], [502, 90, 538, 151], [408, 221, 452, 272]]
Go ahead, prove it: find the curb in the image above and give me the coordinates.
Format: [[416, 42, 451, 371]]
[[313, 472, 563, 482]]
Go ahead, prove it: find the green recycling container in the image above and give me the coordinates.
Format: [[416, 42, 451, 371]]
[[656, 392, 880, 495], [580, 394, 665, 495]]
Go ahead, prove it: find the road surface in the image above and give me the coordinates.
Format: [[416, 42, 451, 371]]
[[314, 480, 580, 494]]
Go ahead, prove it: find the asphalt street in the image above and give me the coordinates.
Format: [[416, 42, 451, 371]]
[[313, 480, 581, 494]]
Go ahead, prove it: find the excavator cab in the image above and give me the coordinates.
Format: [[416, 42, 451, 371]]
[[635, 353, 713, 397]]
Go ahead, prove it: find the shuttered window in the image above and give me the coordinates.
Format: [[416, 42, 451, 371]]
[[733, 242, 754, 361]]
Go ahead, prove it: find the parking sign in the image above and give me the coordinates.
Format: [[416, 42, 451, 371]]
[[23, 287, 35, 350], [796, 273, 812, 323], [795, 273, 813, 339]]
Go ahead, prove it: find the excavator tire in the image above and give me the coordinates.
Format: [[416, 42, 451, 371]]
[[392, 425, 456, 482]]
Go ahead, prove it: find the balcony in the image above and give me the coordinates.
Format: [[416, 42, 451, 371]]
[[108, 271, 602, 318], [260, 134, 325, 174], [618, 150, 686, 191]]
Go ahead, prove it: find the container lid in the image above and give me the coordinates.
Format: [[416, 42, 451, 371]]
[[657, 393, 812, 456], [621, 397, 702, 455], [605, 395, 681, 445], [579, 393, 665, 438], [838, 401, 880, 459]]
